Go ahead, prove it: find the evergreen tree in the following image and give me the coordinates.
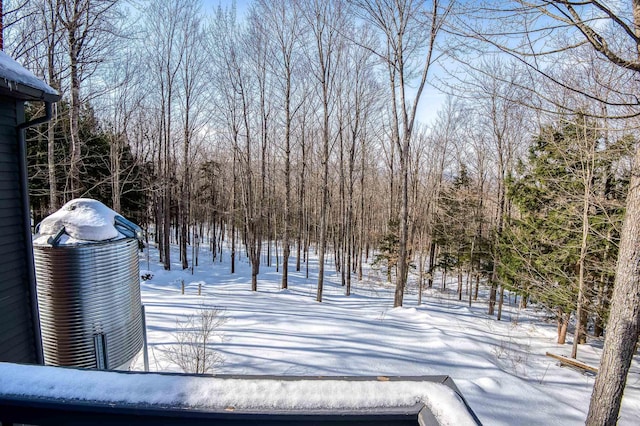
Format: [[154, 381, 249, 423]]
[[434, 164, 483, 296], [501, 117, 629, 344], [26, 102, 146, 226], [373, 219, 401, 283]]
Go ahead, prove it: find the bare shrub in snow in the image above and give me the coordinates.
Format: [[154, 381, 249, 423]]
[[163, 306, 228, 374], [491, 323, 531, 377]]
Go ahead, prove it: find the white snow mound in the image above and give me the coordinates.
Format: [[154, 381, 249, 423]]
[[36, 198, 122, 242]]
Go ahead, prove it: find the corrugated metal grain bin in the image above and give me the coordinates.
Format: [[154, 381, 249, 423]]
[[33, 199, 144, 370]]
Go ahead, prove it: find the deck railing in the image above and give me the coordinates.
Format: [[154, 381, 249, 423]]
[[0, 369, 482, 425]]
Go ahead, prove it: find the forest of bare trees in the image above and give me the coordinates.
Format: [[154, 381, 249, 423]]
[[5, 0, 640, 422]]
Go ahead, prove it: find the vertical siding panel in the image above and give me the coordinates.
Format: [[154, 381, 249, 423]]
[[0, 96, 38, 363]]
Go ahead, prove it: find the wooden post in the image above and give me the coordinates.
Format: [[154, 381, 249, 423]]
[[198, 283, 202, 296], [181, 280, 184, 295], [141, 305, 149, 372]]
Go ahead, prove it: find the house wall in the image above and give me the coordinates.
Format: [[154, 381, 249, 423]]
[[0, 95, 39, 363]]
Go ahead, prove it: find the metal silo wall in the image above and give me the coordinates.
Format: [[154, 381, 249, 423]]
[[33, 238, 143, 369]]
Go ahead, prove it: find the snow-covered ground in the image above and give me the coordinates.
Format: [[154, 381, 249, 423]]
[[132, 241, 640, 425]]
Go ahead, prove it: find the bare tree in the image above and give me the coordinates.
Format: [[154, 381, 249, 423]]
[[178, 1, 207, 270], [56, 0, 121, 198], [6, 1, 66, 211], [43, 0, 63, 211], [91, 41, 146, 214], [455, 60, 524, 318], [337, 24, 378, 296], [142, 0, 194, 270], [300, 0, 347, 302], [163, 306, 227, 374], [256, 0, 303, 290], [351, 0, 450, 307], [294, 80, 315, 275], [211, 5, 263, 290]]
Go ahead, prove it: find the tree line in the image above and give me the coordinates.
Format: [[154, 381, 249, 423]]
[[6, 1, 640, 422], [7, 0, 636, 348]]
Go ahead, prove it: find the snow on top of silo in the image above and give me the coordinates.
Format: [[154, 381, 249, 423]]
[[35, 198, 122, 244]]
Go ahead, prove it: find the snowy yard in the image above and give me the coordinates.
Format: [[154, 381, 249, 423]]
[[131, 242, 640, 425]]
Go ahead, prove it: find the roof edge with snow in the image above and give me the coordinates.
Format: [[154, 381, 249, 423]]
[[0, 51, 60, 102]]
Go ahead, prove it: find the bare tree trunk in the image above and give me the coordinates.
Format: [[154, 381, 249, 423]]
[[231, 150, 237, 274], [557, 308, 569, 345], [467, 235, 476, 307], [488, 270, 497, 316], [180, 139, 189, 269], [180, 43, 198, 271], [297, 125, 307, 272], [242, 105, 260, 291], [475, 274, 479, 300], [489, 176, 505, 315], [110, 132, 122, 212], [302, 0, 342, 303], [587, 145, 640, 425], [317, 106, 329, 302], [156, 196, 164, 264], [497, 286, 504, 320], [358, 132, 366, 281], [68, 36, 81, 197], [305, 213, 310, 279], [457, 264, 463, 301], [572, 119, 595, 358], [47, 118, 58, 211], [418, 233, 425, 305], [346, 128, 357, 296], [162, 113, 171, 270], [58, 0, 119, 199], [59, 1, 82, 198], [427, 241, 436, 288], [350, 0, 443, 308], [395, 131, 410, 307], [44, 0, 60, 211], [281, 74, 291, 288]]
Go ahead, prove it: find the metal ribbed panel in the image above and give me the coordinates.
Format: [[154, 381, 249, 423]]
[[33, 238, 143, 369]]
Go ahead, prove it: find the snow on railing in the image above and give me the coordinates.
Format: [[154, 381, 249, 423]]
[[0, 363, 481, 425]]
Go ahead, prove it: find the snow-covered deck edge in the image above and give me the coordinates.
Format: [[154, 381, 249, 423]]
[[0, 363, 481, 425]]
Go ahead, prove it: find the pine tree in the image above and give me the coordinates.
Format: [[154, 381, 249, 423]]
[[501, 118, 628, 345], [433, 164, 479, 295], [373, 219, 401, 283]]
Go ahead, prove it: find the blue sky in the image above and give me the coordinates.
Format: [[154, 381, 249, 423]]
[[200, 0, 444, 125], [202, 0, 251, 16]]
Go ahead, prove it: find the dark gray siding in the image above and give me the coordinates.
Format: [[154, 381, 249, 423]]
[[0, 96, 38, 363]]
